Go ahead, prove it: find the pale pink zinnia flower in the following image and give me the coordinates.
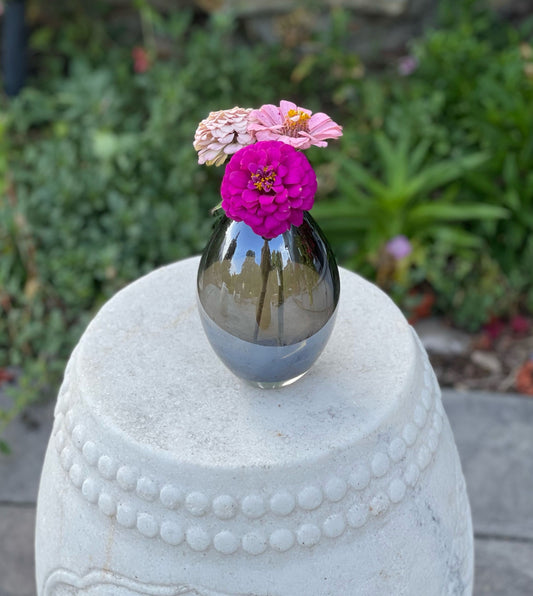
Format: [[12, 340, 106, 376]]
[[247, 100, 342, 150], [194, 107, 254, 166]]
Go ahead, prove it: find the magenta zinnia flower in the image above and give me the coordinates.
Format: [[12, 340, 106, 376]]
[[221, 140, 317, 238], [247, 100, 343, 150]]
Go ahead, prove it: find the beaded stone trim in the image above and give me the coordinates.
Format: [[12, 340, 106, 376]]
[[52, 335, 445, 556], [440, 456, 474, 595]]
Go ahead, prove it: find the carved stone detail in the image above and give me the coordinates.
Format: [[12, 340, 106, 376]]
[[44, 569, 253, 595]]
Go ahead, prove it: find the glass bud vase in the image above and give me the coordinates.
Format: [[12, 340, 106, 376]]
[[197, 213, 340, 389]]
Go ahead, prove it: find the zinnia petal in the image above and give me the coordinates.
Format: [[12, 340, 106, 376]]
[[283, 167, 303, 185], [249, 104, 282, 127], [289, 210, 304, 227], [279, 100, 298, 116], [229, 170, 249, 187]]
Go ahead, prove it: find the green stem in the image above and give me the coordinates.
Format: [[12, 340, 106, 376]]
[[254, 239, 271, 342]]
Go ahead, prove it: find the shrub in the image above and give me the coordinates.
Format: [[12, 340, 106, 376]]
[[0, 6, 352, 442]]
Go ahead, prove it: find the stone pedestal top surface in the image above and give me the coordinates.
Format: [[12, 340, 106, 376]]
[[70, 256, 416, 470]]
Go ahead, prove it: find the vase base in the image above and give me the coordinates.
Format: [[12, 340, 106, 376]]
[[247, 371, 308, 390], [198, 298, 338, 390]]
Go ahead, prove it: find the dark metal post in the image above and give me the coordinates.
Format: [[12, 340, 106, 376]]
[[2, 0, 27, 96]]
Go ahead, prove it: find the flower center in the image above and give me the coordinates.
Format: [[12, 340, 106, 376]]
[[282, 109, 310, 137], [251, 165, 277, 192]]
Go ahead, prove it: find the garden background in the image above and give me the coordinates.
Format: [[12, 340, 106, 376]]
[[2, 0, 533, 450]]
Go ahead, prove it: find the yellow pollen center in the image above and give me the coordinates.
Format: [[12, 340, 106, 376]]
[[252, 166, 277, 192], [282, 109, 311, 138], [286, 109, 311, 126]]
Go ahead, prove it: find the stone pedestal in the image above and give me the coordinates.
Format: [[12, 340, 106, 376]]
[[35, 257, 473, 595]]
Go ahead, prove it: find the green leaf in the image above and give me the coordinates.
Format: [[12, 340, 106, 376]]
[[316, 215, 371, 233], [0, 439, 11, 455], [340, 159, 387, 196], [409, 139, 431, 173], [406, 153, 488, 196], [375, 132, 414, 191], [316, 210, 371, 227], [409, 202, 508, 223], [291, 55, 317, 84], [427, 226, 483, 248]]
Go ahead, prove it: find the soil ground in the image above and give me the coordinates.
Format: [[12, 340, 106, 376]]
[[419, 318, 533, 395]]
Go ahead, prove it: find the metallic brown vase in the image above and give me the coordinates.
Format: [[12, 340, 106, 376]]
[[197, 213, 340, 388]]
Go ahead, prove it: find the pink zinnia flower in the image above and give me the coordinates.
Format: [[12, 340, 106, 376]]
[[385, 235, 412, 260], [194, 107, 254, 166], [221, 140, 317, 238], [247, 100, 342, 150]]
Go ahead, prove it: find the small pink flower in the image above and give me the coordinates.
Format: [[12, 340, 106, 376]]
[[194, 107, 254, 166], [484, 317, 505, 340], [398, 55, 418, 77], [132, 46, 150, 73], [385, 235, 412, 260], [221, 140, 317, 238], [511, 315, 530, 334], [247, 100, 342, 150]]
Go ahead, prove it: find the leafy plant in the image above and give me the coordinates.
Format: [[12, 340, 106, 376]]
[[408, 3, 533, 305], [0, 5, 353, 440], [314, 129, 507, 274], [427, 251, 516, 332]]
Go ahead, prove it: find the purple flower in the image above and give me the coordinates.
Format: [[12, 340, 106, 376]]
[[221, 140, 317, 238], [385, 235, 412, 260], [397, 56, 418, 77]]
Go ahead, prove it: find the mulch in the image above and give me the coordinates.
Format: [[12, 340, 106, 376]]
[[430, 320, 533, 396]]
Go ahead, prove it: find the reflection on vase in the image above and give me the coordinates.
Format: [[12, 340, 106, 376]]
[[197, 213, 340, 388]]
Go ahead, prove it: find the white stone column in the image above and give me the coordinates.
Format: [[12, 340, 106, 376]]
[[35, 256, 473, 596]]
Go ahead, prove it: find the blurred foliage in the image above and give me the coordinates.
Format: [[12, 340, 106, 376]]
[[1, 0, 533, 437], [315, 0, 533, 329], [314, 131, 504, 270], [0, 6, 294, 436], [414, 2, 533, 325]]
